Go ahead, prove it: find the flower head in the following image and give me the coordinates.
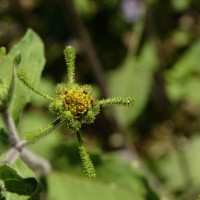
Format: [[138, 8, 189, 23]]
[[17, 45, 134, 178], [50, 84, 93, 119]]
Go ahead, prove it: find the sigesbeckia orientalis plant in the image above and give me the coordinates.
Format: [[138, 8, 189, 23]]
[[17, 46, 134, 178]]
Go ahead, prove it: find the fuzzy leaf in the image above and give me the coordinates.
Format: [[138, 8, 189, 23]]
[[0, 164, 21, 181], [0, 29, 45, 124], [0, 159, 42, 199], [4, 178, 37, 196]]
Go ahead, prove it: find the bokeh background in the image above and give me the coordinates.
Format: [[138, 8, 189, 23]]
[[1, 0, 200, 199]]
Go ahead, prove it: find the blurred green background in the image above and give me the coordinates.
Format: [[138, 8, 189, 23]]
[[1, 0, 200, 199]]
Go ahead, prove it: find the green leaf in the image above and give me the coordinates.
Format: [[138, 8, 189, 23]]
[[108, 42, 157, 126], [0, 159, 42, 199], [48, 172, 144, 200], [0, 47, 6, 62], [47, 153, 159, 200], [0, 164, 21, 181], [185, 135, 200, 187], [171, 0, 190, 11], [0, 191, 6, 200], [0, 82, 8, 107], [0, 116, 8, 150], [166, 40, 200, 103], [0, 29, 45, 124], [0, 118, 8, 151], [151, 135, 200, 194], [73, 0, 95, 17], [4, 178, 37, 196]]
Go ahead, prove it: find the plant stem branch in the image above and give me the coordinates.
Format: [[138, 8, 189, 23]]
[[20, 150, 51, 175], [1, 110, 51, 175], [1, 111, 20, 146], [76, 131, 83, 145], [2, 148, 20, 164]]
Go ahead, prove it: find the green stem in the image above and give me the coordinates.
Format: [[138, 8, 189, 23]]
[[76, 131, 83, 145]]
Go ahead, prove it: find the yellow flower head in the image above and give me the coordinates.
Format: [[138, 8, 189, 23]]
[[64, 88, 92, 117]]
